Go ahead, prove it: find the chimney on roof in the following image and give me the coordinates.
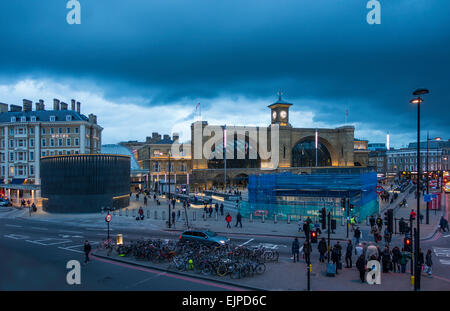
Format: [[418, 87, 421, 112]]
[[23, 99, 32, 112], [10, 105, 22, 112], [163, 134, 170, 141], [60, 102, 68, 110], [36, 99, 45, 111], [88, 113, 97, 124], [0, 103, 8, 113], [76, 101, 81, 114], [53, 98, 60, 110], [71, 99, 76, 111]]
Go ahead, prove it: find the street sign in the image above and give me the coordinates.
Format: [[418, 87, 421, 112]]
[[105, 213, 112, 222], [375, 185, 384, 194]]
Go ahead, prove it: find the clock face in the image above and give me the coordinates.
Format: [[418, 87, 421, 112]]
[[280, 110, 287, 119], [272, 111, 277, 119]]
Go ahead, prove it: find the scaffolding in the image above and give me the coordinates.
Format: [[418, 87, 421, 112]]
[[241, 172, 378, 223]]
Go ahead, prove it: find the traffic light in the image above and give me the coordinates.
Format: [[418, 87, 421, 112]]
[[341, 198, 345, 211], [320, 208, 326, 229], [387, 209, 394, 233], [310, 231, 317, 243], [404, 237, 412, 252], [384, 212, 389, 226]]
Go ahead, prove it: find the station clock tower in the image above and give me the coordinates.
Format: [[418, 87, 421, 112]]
[[268, 91, 292, 127]]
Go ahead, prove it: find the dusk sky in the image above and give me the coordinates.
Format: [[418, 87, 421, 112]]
[[0, 1, 449, 147]]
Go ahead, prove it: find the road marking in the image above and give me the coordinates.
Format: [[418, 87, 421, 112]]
[[25, 238, 72, 246], [4, 234, 29, 239], [433, 247, 450, 258], [440, 259, 450, 265], [443, 235, 450, 238], [58, 242, 99, 253], [30, 227, 48, 231], [58, 230, 83, 234], [5, 224, 22, 228], [239, 238, 254, 246]]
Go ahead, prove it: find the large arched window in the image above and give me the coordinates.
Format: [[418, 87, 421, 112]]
[[291, 139, 332, 167], [207, 136, 260, 169]]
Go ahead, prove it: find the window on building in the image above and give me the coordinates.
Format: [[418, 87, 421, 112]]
[[10, 117, 16, 122], [9, 140, 13, 148], [50, 128, 54, 134], [42, 128, 46, 135], [50, 116, 56, 122], [50, 139, 54, 147], [29, 151, 34, 161], [9, 152, 13, 162], [29, 139, 34, 147], [9, 128, 13, 135], [67, 127, 71, 134], [66, 138, 71, 146], [30, 165, 34, 175], [58, 139, 63, 146], [75, 127, 79, 134], [58, 151, 63, 155], [42, 151, 46, 157], [29, 127, 34, 135], [75, 138, 79, 146], [41, 139, 46, 147], [9, 166, 13, 176], [31, 116, 36, 122], [21, 116, 26, 122], [1, 166, 4, 176], [58, 128, 63, 134], [66, 115, 72, 121]]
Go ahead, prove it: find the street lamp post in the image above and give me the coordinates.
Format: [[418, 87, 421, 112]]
[[410, 88, 429, 291], [426, 132, 429, 225], [168, 150, 172, 228]]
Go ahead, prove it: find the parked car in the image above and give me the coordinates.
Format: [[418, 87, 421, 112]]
[[179, 230, 230, 246], [0, 198, 11, 207]]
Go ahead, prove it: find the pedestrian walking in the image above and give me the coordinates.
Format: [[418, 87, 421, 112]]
[[381, 246, 391, 273], [220, 203, 224, 216], [400, 248, 410, 273], [177, 209, 181, 221], [303, 240, 312, 265], [439, 216, 449, 232], [366, 242, 378, 261], [354, 226, 361, 245], [225, 213, 232, 228], [138, 206, 144, 220], [318, 238, 327, 263], [356, 254, 367, 283], [376, 216, 383, 231], [391, 246, 401, 273], [297, 217, 303, 233], [83, 240, 91, 264], [424, 249, 433, 277], [144, 196, 147, 206], [292, 237, 300, 262], [208, 205, 213, 217], [345, 240, 353, 268], [331, 245, 341, 274], [235, 212, 243, 228], [215, 203, 219, 215]]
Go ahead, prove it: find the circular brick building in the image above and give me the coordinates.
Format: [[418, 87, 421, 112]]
[[41, 154, 130, 213]]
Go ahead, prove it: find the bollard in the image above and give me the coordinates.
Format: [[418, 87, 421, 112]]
[[132, 209, 136, 218], [215, 212, 218, 221], [249, 213, 253, 223], [154, 210, 158, 220], [193, 211, 196, 221], [262, 214, 265, 223], [274, 214, 277, 224], [126, 208, 129, 217], [119, 209, 122, 216], [147, 210, 150, 219], [162, 211, 166, 220], [287, 215, 291, 224], [203, 212, 207, 221], [182, 211, 185, 221]]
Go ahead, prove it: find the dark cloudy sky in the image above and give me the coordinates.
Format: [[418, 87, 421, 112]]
[[0, 0, 449, 146]]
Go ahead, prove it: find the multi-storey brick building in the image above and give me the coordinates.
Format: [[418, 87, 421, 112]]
[[0, 98, 102, 202]]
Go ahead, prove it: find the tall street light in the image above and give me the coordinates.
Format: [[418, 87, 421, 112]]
[[410, 87, 429, 291]]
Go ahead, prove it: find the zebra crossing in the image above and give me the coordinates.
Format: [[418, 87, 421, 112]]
[[433, 247, 450, 266]]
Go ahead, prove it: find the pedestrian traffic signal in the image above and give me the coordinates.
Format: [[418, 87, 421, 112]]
[[310, 231, 317, 243], [404, 237, 412, 252]]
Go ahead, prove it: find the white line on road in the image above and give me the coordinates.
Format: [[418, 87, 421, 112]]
[[30, 227, 48, 231], [443, 235, 450, 238], [239, 238, 254, 246], [439, 259, 450, 265], [58, 242, 99, 253], [4, 234, 29, 239], [5, 224, 22, 228], [58, 230, 83, 234]]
